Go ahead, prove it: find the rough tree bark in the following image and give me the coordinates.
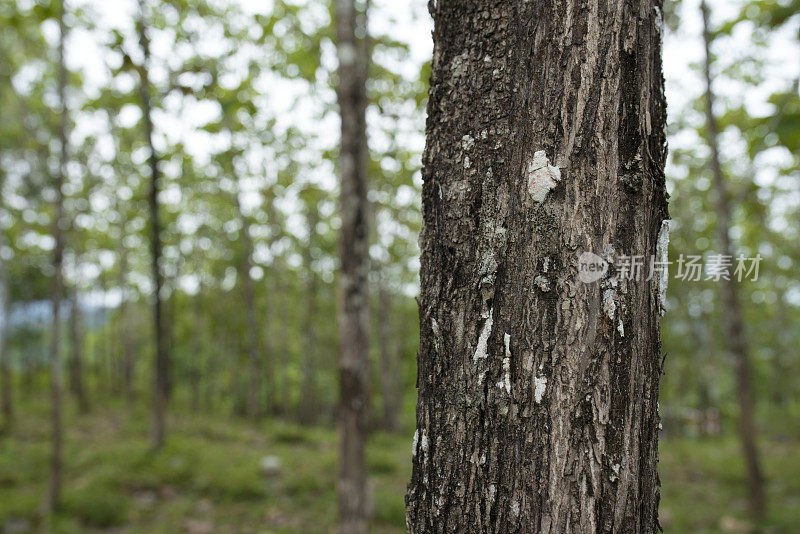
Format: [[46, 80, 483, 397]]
[[136, 0, 167, 451], [700, 1, 765, 520], [68, 290, 88, 413], [406, 0, 669, 532], [47, 0, 69, 510], [336, 0, 370, 530]]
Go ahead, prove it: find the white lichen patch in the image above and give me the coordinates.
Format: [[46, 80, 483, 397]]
[[464, 156, 471, 169], [534, 375, 548, 404], [461, 134, 475, 151], [450, 51, 470, 79], [534, 275, 551, 292], [602, 244, 616, 265], [526, 150, 561, 203], [511, 500, 521, 517], [498, 353, 511, 394], [602, 289, 616, 320], [412, 429, 419, 456], [499, 334, 512, 393], [431, 318, 441, 352], [473, 308, 493, 363], [610, 463, 621, 482], [617, 318, 625, 337], [656, 219, 670, 316], [420, 432, 429, 454]]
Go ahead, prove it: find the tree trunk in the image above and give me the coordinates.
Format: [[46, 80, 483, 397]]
[[406, 1, 669, 532], [336, 0, 371, 530], [276, 265, 292, 416], [68, 290, 88, 413], [0, 255, 12, 429], [700, 1, 765, 520], [235, 193, 261, 420], [48, 0, 69, 510], [164, 272, 178, 401], [118, 241, 135, 406], [377, 282, 399, 433], [299, 207, 319, 424], [771, 290, 788, 407], [137, 0, 167, 451]]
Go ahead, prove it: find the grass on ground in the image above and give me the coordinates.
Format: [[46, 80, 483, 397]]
[[0, 401, 798, 532]]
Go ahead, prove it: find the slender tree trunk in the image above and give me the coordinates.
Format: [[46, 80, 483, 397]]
[[118, 241, 135, 405], [137, 0, 167, 451], [336, 0, 371, 530], [68, 290, 88, 413], [771, 290, 787, 407], [377, 282, 399, 433], [277, 265, 292, 416], [92, 300, 104, 399], [299, 208, 319, 424], [700, 1, 765, 520], [406, 1, 669, 531], [0, 254, 12, 429], [261, 196, 286, 416], [189, 289, 203, 413], [47, 0, 69, 510], [0, 154, 11, 429], [235, 193, 261, 420], [160, 266, 180, 402]]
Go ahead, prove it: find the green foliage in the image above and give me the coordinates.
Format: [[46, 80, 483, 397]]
[[0, 0, 798, 530], [2, 403, 800, 532], [61, 485, 130, 528]]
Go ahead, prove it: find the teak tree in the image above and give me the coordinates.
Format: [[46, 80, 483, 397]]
[[406, 0, 669, 532], [336, 0, 370, 531], [47, 0, 69, 510], [700, 0, 765, 520], [136, 0, 168, 451]]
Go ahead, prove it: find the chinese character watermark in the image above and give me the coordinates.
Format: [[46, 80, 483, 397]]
[[577, 252, 762, 284]]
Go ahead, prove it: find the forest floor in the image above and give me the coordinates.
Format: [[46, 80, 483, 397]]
[[0, 402, 798, 533]]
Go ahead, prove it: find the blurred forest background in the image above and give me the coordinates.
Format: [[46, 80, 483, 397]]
[[0, 0, 798, 532]]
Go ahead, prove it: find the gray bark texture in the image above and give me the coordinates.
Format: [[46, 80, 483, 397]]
[[336, 0, 370, 530], [406, 0, 669, 532]]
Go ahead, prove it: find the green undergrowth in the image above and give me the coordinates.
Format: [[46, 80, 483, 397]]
[[0, 402, 798, 532]]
